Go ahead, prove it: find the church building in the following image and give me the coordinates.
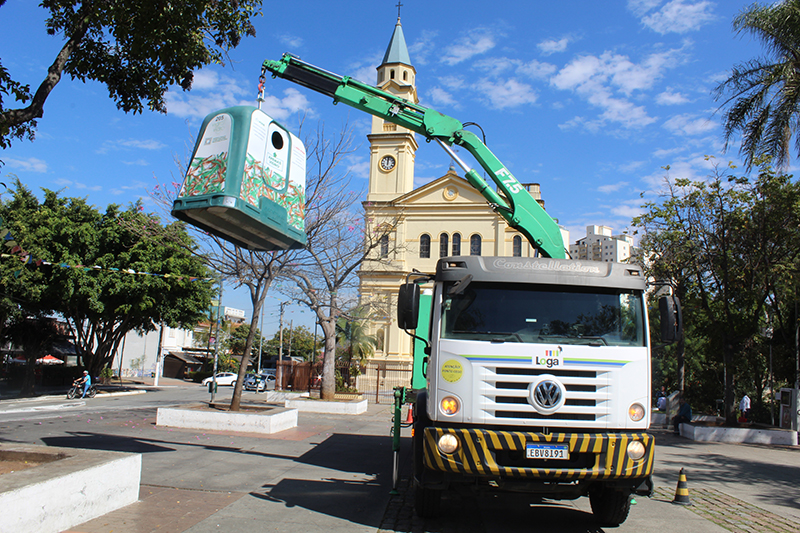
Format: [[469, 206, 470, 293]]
[[357, 16, 567, 368]]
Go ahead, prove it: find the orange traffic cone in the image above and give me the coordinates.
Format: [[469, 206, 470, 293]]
[[405, 406, 414, 424], [672, 468, 692, 505]]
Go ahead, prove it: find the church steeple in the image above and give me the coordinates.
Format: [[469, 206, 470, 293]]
[[382, 17, 411, 66], [367, 13, 419, 202]]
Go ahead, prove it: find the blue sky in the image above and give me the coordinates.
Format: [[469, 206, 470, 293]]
[[0, 0, 779, 336]]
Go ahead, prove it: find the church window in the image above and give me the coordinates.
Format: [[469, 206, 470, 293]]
[[420, 234, 431, 258], [376, 329, 385, 352], [470, 234, 482, 256], [439, 233, 449, 258], [390, 69, 395, 79], [513, 235, 522, 257], [403, 71, 408, 81], [452, 233, 461, 255], [380, 235, 389, 258]]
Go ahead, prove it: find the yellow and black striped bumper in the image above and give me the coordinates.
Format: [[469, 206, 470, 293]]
[[423, 427, 653, 481]]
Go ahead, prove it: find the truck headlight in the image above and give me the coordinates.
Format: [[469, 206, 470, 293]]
[[628, 403, 645, 422], [627, 440, 646, 461], [440, 396, 460, 416], [437, 433, 460, 454]]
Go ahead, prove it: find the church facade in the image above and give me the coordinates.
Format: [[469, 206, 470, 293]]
[[357, 17, 567, 366]]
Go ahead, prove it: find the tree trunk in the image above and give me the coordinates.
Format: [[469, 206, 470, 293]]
[[723, 340, 736, 425], [320, 319, 336, 400], [230, 306, 262, 411]]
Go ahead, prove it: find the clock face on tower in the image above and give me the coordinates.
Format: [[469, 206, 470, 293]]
[[380, 155, 396, 171]]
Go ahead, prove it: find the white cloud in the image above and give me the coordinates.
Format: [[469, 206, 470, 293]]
[[474, 58, 556, 80], [656, 90, 690, 105], [550, 48, 685, 129], [598, 181, 630, 193], [653, 146, 685, 158], [166, 69, 255, 120], [277, 34, 304, 49], [663, 113, 716, 135], [517, 60, 557, 80], [441, 30, 498, 65], [635, 1, 716, 35], [620, 160, 647, 173], [346, 155, 370, 180], [52, 178, 102, 192], [409, 30, 439, 66], [121, 159, 149, 166], [3, 157, 47, 173], [475, 78, 538, 109], [538, 37, 570, 56], [429, 87, 459, 107]]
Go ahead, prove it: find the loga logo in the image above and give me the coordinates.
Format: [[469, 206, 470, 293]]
[[534, 347, 562, 368]]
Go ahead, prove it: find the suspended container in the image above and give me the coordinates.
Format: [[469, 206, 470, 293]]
[[171, 106, 307, 250]]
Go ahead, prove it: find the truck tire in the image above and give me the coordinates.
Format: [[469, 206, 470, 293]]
[[414, 484, 442, 518], [589, 488, 631, 526]]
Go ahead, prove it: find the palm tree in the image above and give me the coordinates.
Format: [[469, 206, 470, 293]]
[[715, 0, 800, 169]]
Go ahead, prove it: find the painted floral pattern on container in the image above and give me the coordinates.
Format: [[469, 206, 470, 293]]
[[241, 154, 305, 230], [179, 153, 228, 197]]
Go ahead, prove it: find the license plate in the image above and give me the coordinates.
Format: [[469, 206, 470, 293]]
[[526, 444, 569, 460]]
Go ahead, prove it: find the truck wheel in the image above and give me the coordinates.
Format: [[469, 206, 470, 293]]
[[414, 484, 442, 518], [589, 488, 631, 526]]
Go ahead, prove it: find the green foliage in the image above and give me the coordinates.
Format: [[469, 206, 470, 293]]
[[264, 325, 319, 362], [336, 308, 377, 364], [0, 0, 261, 149], [0, 180, 214, 376], [715, 0, 800, 169], [634, 160, 800, 423], [225, 323, 265, 359], [99, 367, 113, 379]]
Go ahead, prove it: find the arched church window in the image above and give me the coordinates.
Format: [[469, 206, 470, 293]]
[[403, 71, 408, 81], [420, 234, 431, 258], [470, 234, 482, 256], [439, 233, 449, 258], [513, 235, 522, 257], [452, 233, 461, 256], [390, 69, 395, 79]]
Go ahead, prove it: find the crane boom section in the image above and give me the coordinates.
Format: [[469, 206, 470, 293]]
[[262, 53, 566, 259]]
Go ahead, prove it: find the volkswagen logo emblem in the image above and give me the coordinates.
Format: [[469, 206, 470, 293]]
[[530, 377, 565, 414]]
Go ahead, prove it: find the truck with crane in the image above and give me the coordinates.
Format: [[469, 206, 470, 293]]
[[177, 53, 682, 527]]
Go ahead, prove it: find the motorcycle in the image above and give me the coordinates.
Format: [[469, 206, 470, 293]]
[[67, 379, 98, 399]]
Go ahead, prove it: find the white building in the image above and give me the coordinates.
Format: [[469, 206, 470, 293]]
[[569, 225, 635, 263], [110, 306, 246, 378]]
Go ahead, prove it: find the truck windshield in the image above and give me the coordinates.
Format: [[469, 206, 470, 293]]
[[440, 282, 645, 346]]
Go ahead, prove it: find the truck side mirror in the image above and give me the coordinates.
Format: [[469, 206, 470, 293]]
[[659, 295, 683, 343], [397, 283, 420, 330]]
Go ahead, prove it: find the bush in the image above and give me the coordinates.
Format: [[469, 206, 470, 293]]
[[188, 370, 213, 383]]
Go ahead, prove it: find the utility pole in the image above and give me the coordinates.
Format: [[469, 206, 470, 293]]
[[257, 305, 265, 373], [288, 320, 293, 359], [153, 324, 164, 387], [278, 302, 287, 389], [212, 280, 224, 403]]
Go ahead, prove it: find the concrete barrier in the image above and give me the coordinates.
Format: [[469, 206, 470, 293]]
[[284, 397, 368, 415], [0, 443, 141, 533], [156, 404, 298, 434], [679, 422, 798, 446]]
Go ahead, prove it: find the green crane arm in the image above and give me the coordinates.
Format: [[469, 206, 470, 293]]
[[262, 53, 566, 259]]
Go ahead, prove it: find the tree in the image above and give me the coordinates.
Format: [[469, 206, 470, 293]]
[[225, 323, 266, 362], [262, 325, 318, 362], [336, 307, 377, 364], [0, 0, 261, 149], [633, 159, 800, 424], [715, 0, 800, 169], [0, 180, 214, 377]]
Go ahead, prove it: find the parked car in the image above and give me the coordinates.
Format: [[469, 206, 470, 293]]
[[201, 372, 238, 386], [244, 373, 276, 392]]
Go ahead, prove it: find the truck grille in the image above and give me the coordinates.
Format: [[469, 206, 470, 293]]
[[479, 366, 610, 427]]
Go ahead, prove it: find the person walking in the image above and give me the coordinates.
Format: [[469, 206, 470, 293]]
[[739, 393, 751, 422]]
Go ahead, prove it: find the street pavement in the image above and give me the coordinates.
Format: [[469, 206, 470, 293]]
[[0, 380, 799, 533]]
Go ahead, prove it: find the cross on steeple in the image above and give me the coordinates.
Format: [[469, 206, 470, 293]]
[[396, 1, 403, 19]]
